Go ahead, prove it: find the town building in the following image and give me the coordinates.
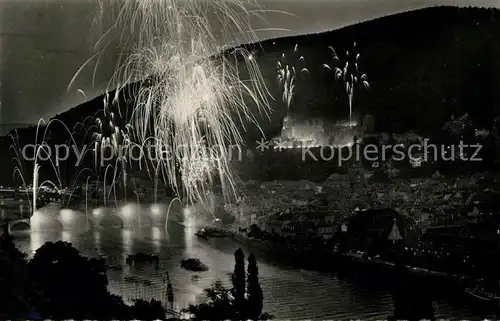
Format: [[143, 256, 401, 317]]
[[317, 223, 336, 240], [280, 116, 326, 144]]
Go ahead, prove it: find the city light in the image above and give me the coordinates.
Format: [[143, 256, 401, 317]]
[[59, 209, 75, 225], [150, 204, 162, 216], [30, 211, 45, 231], [183, 206, 192, 216], [151, 227, 161, 241], [120, 204, 135, 220], [92, 208, 102, 217]]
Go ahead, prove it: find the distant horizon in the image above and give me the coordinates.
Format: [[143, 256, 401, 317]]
[[0, 1, 499, 129], [0, 122, 36, 136], [2, 1, 499, 125]]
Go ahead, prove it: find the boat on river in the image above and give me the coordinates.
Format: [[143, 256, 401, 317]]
[[126, 253, 160, 267], [233, 232, 273, 251], [406, 265, 453, 278], [180, 258, 209, 272], [195, 226, 233, 239], [465, 287, 500, 302], [106, 264, 123, 271], [194, 230, 208, 240], [339, 251, 458, 280]]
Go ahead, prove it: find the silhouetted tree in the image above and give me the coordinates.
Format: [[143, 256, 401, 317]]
[[0, 233, 145, 320], [249, 224, 262, 238], [247, 253, 264, 319], [28, 241, 116, 319], [390, 262, 435, 321], [0, 225, 32, 318], [186, 249, 273, 320], [166, 273, 174, 309], [129, 299, 165, 320], [232, 248, 246, 314], [185, 281, 234, 321]]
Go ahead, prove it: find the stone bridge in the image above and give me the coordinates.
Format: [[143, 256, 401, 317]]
[[5, 208, 184, 233]]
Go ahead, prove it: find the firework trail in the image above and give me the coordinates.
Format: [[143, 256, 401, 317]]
[[322, 42, 370, 125], [276, 44, 309, 110], [85, 0, 274, 208]]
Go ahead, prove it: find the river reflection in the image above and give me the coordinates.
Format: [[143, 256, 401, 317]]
[[8, 207, 490, 320], [151, 227, 162, 253]]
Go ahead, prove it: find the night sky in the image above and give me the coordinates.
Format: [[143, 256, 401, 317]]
[[0, 0, 498, 126]]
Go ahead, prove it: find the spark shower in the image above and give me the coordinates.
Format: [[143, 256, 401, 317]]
[[80, 0, 275, 208]]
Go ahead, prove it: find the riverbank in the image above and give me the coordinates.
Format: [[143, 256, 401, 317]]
[[232, 232, 466, 281], [232, 232, 346, 271], [12, 221, 494, 319], [231, 232, 500, 313]]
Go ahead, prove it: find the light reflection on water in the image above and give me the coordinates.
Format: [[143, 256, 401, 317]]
[[7, 205, 489, 320], [29, 230, 46, 255], [122, 229, 133, 255], [93, 230, 101, 255], [61, 231, 72, 244], [183, 226, 196, 257], [151, 227, 161, 253]]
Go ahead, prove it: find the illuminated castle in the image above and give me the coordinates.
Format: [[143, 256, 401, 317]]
[[278, 115, 371, 148], [281, 116, 325, 142]]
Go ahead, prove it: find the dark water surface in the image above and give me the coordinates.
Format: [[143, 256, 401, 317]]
[[9, 205, 491, 320]]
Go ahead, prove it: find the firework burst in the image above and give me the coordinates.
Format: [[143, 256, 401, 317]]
[[276, 44, 309, 110], [133, 42, 270, 205], [322, 42, 370, 125], [85, 0, 273, 208]]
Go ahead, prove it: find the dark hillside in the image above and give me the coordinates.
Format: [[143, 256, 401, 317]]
[[3, 6, 500, 182], [12, 6, 500, 139]]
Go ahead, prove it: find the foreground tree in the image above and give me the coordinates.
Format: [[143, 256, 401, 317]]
[[247, 253, 264, 319], [0, 226, 33, 318], [0, 236, 166, 320], [28, 241, 166, 320], [129, 299, 165, 320], [185, 281, 235, 321], [185, 249, 272, 320], [28, 241, 112, 318], [232, 248, 246, 315]]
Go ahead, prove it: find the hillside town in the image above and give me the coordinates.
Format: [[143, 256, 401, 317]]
[[222, 111, 500, 250], [224, 170, 500, 245]]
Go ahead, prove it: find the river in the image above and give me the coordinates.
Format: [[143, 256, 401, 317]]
[[6, 203, 492, 320]]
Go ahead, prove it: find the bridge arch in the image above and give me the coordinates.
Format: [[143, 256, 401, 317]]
[[31, 217, 64, 232], [9, 219, 31, 233], [137, 214, 153, 227], [58, 209, 92, 232], [97, 212, 125, 229], [168, 212, 183, 224]]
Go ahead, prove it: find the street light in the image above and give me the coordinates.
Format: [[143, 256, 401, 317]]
[[150, 204, 162, 216], [92, 208, 102, 217], [121, 204, 134, 220]]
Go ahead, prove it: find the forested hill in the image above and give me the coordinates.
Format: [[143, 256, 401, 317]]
[[10, 6, 500, 142], [250, 5, 500, 134]]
